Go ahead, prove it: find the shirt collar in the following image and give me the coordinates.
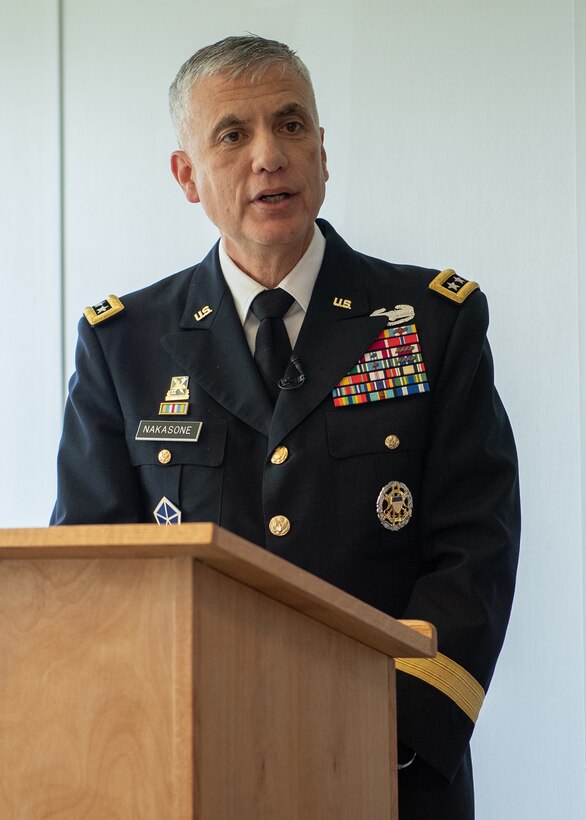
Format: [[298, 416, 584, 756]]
[[218, 224, 326, 325]]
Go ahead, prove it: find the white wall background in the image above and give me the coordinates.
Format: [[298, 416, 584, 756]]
[[1, 0, 62, 527], [2, 0, 585, 816]]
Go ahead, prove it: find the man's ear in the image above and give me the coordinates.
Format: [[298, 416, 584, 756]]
[[319, 128, 329, 183], [170, 151, 200, 203]]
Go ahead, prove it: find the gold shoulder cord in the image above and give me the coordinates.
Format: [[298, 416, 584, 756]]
[[396, 653, 485, 724]]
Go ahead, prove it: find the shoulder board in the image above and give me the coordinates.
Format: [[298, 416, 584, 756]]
[[428, 269, 479, 304], [83, 295, 125, 326]]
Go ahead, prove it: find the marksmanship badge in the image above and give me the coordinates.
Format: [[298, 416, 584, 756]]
[[376, 481, 413, 531]]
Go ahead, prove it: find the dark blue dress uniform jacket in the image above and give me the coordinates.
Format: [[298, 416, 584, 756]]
[[52, 220, 520, 817]]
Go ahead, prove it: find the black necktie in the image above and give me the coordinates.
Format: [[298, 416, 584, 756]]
[[250, 288, 294, 403]]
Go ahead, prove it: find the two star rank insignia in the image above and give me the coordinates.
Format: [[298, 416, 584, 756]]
[[428, 269, 479, 304]]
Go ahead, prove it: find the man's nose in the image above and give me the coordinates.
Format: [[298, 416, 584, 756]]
[[251, 131, 288, 174]]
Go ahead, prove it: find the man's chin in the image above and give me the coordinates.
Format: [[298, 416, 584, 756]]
[[251, 219, 314, 250]]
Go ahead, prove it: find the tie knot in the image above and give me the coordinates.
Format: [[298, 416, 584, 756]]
[[250, 288, 294, 321]]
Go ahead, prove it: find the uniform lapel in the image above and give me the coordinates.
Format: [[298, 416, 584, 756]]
[[162, 244, 273, 436], [162, 226, 389, 446], [268, 223, 388, 451]]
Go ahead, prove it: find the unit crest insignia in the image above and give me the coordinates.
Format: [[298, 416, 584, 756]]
[[165, 376, 190, 401]]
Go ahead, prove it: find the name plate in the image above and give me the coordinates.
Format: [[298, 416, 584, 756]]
[[135, 420, 202, 442]]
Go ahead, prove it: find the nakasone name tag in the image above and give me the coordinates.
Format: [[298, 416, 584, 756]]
[[135, 419, 202, 442]]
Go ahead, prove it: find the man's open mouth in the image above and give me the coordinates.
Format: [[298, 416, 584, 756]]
[[257, 193, 291, 203]]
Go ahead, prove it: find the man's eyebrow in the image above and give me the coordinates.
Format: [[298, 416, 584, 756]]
[[210, 114, 247, 141], [274, 102, 310, 119]]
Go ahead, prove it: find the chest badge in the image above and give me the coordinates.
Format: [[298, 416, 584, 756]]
[[376, 481, 413, 531], [370, 304, 415, 326]]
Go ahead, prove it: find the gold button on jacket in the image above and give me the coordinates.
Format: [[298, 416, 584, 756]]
[[269, 515, 290, 536], [270, 445, 289, 465]]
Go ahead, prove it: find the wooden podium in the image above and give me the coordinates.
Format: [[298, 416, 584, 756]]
[[0, 524, 435, 820]]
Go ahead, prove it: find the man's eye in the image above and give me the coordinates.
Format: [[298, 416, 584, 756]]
[[222, 131, 241, 143], [283, 121, 302, 134]]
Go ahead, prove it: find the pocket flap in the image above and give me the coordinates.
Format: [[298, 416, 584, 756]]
[[327, 402, 430, 458]]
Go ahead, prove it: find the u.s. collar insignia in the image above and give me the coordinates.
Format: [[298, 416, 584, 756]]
[[153, 496, 181, 525], [83, 295, 125, 326], [194, 305, 213, 321], [376, 481, 413, 531], [429, 269, 479, 304], [371, 305, 415, 326]]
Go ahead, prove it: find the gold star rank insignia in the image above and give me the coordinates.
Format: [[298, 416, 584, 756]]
[[83, 295, 125, 325], [428, 270, 479, 304]]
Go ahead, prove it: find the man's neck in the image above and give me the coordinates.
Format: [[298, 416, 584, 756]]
[[222, 232, 314, 289]]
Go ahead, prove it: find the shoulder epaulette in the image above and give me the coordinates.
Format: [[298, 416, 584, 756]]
[[83, 295, 125, 326], [429, 269, 479, 304]]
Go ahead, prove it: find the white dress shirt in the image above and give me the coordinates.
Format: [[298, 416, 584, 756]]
[[218, 224, 326, 354]]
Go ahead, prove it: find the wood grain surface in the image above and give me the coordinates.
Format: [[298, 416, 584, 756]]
[[0, 527, 435, 819], [0, 557, 193, 820], [0, 525, 436, 660], [192, 562, 395, 819]]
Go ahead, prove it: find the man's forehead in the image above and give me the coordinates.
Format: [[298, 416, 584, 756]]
[[189, 66, 315, 118]]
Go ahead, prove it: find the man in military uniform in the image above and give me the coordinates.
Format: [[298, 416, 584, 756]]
[[52, 35, 520, 819]]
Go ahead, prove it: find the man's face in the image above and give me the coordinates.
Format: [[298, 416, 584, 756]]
[[171, 64, 329, 271]]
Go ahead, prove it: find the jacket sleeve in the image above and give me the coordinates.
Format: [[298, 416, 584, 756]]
[[396, 290, 520, 781], [50, 317, 146, 524]]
